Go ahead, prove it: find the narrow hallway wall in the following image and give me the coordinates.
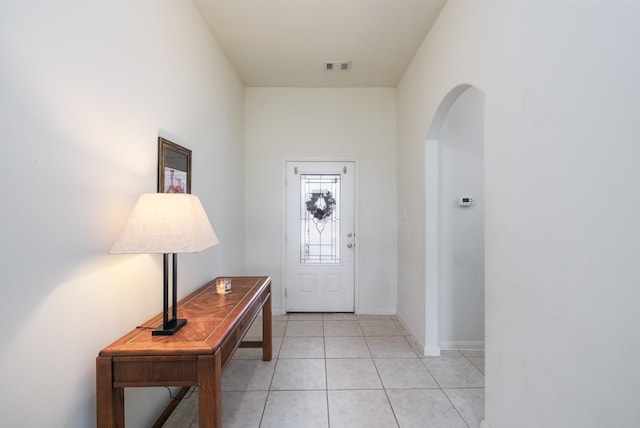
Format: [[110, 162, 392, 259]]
[[0, 1, 245, 426], [397, 2, 640, 426]]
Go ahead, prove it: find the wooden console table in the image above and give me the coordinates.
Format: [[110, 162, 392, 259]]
[[96, 276, 272, 427]]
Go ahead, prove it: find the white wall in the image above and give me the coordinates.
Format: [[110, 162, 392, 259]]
[[438, 87, 484, 349], [397, 1, 640, 426], [0, 1, 244, 426], [244, 88, 397, 314]]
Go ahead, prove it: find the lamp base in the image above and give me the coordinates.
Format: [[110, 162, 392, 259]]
[[152, 318, 187, 336]]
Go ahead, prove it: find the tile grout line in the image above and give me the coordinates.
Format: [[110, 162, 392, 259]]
[[258, 317, 287, 428], [322, 323, 331, 427], [367, 332, 402, 428]]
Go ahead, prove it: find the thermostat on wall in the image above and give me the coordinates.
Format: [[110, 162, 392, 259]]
[[458, 196, 474, 207]]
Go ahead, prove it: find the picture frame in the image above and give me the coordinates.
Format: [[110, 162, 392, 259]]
[[158, 137, 192, 194]]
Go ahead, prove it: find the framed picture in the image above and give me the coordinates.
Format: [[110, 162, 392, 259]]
[[158, 137, 192, 194]]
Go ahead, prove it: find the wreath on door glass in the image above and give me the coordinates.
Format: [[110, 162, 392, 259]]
[[305, 191, 336, 222]]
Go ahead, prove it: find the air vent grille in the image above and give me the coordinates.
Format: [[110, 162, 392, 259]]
[[324, 61, 352, 72]]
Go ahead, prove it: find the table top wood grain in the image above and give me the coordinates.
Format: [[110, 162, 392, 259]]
[[99, 276, 270, 357]]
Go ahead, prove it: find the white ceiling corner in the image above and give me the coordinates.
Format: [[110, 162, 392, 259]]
[[193, 0, 447, 87]]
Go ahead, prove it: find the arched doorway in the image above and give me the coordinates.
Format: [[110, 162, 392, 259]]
[[425, 84, 485, 355]]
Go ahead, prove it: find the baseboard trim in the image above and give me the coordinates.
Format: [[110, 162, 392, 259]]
[[480, 420, 490, 428], [438, 340, 484, 350], [275, 308, 398, 316], [424, 345, 441, 356], [355, 308, 397, 315]]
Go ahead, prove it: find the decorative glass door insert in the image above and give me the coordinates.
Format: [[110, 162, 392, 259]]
[[286, 161, 355, 312], [299, 173, 341, 264]]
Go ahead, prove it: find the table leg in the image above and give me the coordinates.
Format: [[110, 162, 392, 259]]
[[262, 291, 272, 361], [96, 356, 124, 428], [198, 352, 222, 427]]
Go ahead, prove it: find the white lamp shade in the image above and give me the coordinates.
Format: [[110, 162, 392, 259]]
[[110, 193, 219, 254]]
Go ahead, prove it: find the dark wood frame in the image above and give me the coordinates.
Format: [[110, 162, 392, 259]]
[[158, 137, 192, 194]]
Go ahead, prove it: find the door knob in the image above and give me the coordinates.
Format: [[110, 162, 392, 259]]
[[347, 243, 353, 248]]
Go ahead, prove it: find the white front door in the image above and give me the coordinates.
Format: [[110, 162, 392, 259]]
[[286, 161, 355, 312]]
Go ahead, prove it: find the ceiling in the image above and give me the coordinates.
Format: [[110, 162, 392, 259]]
[[193, 0, 447, 87]]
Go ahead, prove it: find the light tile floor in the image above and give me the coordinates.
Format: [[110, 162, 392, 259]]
[[164, 313, 484, 428]]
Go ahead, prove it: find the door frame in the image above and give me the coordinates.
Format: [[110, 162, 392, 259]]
[[281, 157, 359, 313]]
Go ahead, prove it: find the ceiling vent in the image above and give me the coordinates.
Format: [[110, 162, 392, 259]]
[[324, 61, 352, 72]]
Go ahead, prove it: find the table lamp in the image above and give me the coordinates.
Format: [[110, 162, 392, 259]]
[[110, 193, 219, 335]]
